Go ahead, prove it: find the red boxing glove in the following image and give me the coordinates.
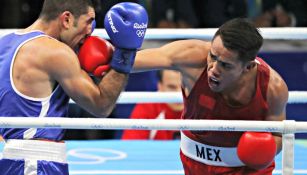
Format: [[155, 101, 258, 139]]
[[78, 36, 113, 77], [237, 132, 276, 170]]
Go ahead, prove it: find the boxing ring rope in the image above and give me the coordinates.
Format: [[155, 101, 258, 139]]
[[91, 91, 307, 104], [1, 28, 307, 40], [0, 117, 306, 132], [95, 28, 307, 40], [0, 118, 305, 175]]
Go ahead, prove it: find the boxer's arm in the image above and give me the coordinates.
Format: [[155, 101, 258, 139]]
[[266, 67, 289, 154], [237, 67, 288, 170], [46, 43, 127, 117], [133, 39, 210, 72]]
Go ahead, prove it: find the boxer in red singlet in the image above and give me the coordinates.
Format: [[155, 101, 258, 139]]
[[133, 18, 288, 174]]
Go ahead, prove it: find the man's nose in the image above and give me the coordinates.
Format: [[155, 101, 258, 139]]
[[211, 61, 220, 77]]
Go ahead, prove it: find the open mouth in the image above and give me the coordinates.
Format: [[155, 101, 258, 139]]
[[209, 76, 220, 87]]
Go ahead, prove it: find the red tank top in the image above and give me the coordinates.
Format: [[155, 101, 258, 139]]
[[182, 58, 270, 147]]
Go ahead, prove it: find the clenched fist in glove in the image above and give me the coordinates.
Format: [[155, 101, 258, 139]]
[[237, 132, 277, 170], [104, 2, 148, 73], [78, 36, 113, 77]]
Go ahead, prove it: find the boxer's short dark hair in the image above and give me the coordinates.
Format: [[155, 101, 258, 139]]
[[213, 18, 263, 63], [39, 0, 94, 22]]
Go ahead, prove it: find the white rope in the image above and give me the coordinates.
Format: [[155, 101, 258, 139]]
[[1, 28, 307, 40], [116, 92, 182, 104], [69, 91, 307, 104], [0, 117, 306, 133], [287, 91, 307, 104], [93, 28, 307, 40]]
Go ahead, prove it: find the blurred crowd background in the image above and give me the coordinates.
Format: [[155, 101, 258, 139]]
[[0, 0, 307, 140], [1, 0, 307, 28]]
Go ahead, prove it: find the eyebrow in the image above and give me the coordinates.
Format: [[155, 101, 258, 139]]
[[209, 51, 233, 65]]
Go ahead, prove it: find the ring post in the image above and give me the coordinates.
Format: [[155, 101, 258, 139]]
[[282, 120, 296, 175]]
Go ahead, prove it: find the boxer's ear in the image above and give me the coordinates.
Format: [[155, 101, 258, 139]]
[[244, 61, 256, 72], [60, 11, 73, 29]]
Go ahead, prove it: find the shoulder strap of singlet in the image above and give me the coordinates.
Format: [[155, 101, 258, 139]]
[[256, 57, 270, 101]]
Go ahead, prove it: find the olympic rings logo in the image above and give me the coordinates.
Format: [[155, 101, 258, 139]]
[[67, 148, 127, 165], [136, 30, 145, 37]]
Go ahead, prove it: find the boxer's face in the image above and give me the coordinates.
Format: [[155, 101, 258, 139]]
[[61, 7, 95, 50], [207, 36, 245, 93]]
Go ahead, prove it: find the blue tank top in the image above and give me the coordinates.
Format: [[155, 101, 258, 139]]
[[0, 31, 69, 141]]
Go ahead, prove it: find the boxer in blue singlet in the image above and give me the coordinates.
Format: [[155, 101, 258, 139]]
[[0, 0, 148, 174], [0, 31, 70, 175]]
